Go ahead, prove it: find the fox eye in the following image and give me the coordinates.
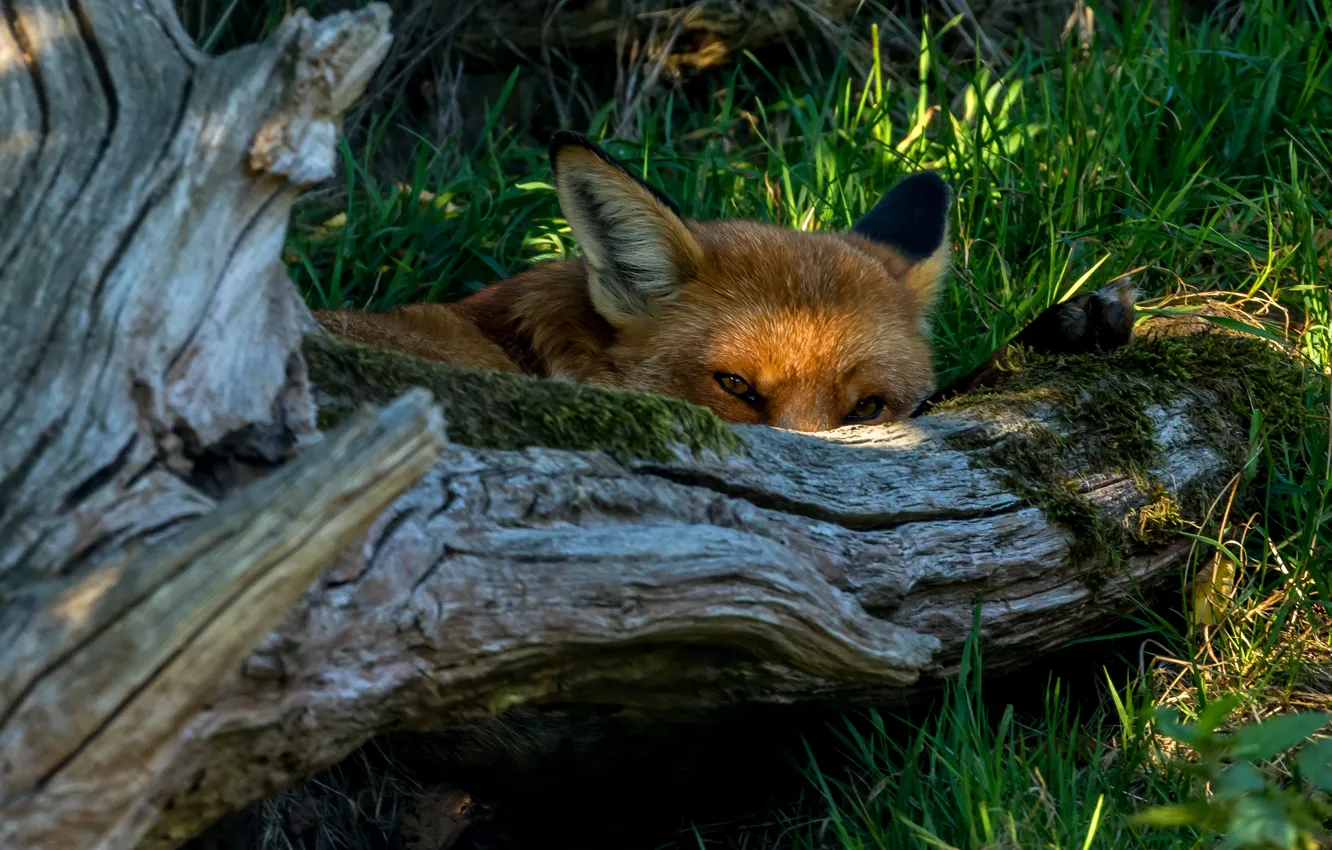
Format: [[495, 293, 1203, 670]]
[[845, 395, 885, 423], [715, 372, 762, 407]]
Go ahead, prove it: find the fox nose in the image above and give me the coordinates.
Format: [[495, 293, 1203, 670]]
[[769, 409, 833, 433]]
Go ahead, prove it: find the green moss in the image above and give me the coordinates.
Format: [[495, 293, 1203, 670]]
[[1138, 483, 1184, 535], [984, 425, 1118, 564], [939, 328, 1311, 570], [304, 333, 742, 463]]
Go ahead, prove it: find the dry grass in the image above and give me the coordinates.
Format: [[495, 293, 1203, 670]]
[[177, 0, 1100, 156]]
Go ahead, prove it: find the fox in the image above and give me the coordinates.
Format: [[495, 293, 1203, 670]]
[[313, 131, 1135, 431]]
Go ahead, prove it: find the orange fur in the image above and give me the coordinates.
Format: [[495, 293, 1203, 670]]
[[314, 134, 951, 433]]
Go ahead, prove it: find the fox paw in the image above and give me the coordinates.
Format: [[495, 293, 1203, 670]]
[[1016, 281, 1137, 355], [909, 280, 1139, 417]]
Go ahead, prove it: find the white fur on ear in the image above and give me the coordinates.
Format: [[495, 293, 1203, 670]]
[[550, 133, 702, 327]]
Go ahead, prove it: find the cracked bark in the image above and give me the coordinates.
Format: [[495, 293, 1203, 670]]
[[0, 3, 416, 850], [0, 1, 1291, 849]]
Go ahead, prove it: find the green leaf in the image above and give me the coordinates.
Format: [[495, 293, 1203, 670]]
[[1296, 738, 1332, 792], [1217, 762, 1267, 797], [1155, 707, 1199, 745], [1129, 802, 1217, 828], [1199, 694, 1246, 735], [1196, 313, 1295, 348], [1231, 713, 1332, 762], [1220, 797, 1301, 850]]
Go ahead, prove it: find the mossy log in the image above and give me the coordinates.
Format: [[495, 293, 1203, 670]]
[[0, 1, 1310, 849], [154, 321, 1304, 848]]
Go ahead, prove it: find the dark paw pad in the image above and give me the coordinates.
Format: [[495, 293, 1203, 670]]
[[1015, 281, 1137, 356]]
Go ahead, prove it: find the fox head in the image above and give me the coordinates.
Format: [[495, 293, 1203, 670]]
[[549, 131, 951, 432]]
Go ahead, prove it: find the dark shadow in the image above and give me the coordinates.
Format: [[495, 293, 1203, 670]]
[[186, 606, 1172, 850]]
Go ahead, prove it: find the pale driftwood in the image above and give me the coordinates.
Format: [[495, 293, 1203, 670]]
[[0, 2, 401, 849], [0, 389, 444, 850], [0, 1, 1271, 849]]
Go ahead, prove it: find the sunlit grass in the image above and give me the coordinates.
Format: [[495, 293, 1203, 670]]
[[287, 1, 1330, 381], [788, 629, 1193, 850]]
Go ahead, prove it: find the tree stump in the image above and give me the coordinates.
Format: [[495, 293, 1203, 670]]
[[0, 2, 1311, 849]]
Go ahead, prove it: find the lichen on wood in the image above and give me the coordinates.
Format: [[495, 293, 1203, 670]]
[[303, 331, 742, 463], [935, 322, 1314, 571], [305, 318, 1312, 574]]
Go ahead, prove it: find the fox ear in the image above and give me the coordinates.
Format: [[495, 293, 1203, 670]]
[[550, 131, 703, 327], [852, 171, 952, 313]]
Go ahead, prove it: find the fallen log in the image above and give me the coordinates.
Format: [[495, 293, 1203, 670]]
[[0, 2, 414, 848], [150, 318, 1306, 847], [332, 0, 1088, 150], [0, 1, 1312, 848]]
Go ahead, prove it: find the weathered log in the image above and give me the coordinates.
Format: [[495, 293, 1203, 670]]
[[397, 0, 1085, 72], [147, 321, 1304, 847], [0, 2, 403, 848], [0, 1, 1311, 848], [448, 0, 857, 63], [327, 0, 1091, 149], [0, 389, 445, 850]]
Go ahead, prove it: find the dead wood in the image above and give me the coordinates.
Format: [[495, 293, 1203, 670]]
[[140, 317, 1296, 847], [0, 2, 408, 848], [1, 389, 445, 850]]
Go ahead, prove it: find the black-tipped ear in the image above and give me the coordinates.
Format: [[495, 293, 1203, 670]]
[[852, 171, 951, 262]]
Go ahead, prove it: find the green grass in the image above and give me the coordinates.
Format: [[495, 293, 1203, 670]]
[[787, 629, 1193, 850], [272, 0, 1332, 847], [289, 0, 1331, 386], [689, 617, 1332, 850]]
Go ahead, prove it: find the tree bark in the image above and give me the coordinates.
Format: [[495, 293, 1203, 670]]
[[1, 389, 445, 850], [0, 3, 417, 849], [0, 1, 1299, 849]]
